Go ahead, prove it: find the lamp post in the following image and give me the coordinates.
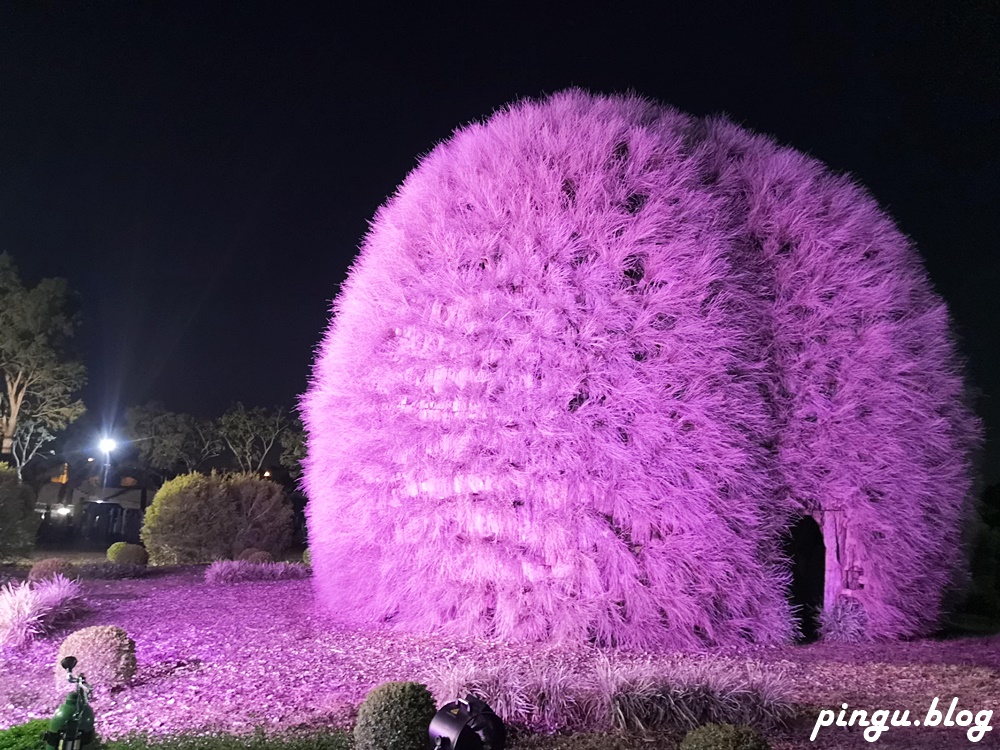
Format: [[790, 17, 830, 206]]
[[98, 438, 116, 496]]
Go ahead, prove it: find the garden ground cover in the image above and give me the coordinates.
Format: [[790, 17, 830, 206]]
[[2, 568, 999, 749]]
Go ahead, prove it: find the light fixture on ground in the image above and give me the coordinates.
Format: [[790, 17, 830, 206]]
[[428, 695, 505, 750]]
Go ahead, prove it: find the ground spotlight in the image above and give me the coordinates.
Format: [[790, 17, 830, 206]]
[[428, 694, 505, 750]]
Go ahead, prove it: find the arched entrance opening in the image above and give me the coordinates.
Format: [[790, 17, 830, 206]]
[[784, 515, 826, 642]]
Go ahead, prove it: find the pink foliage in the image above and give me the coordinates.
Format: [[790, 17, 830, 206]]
[[303, 90, 980, 647], [0, 575, 85, 649], [204, 560, 311, 584]]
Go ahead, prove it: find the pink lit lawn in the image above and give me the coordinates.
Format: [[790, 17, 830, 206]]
[[2, 569, 999, 749]]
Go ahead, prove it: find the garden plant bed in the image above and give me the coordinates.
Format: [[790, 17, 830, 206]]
[[2, 569, 999, 749]]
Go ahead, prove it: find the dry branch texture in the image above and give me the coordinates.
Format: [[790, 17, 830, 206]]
[[303, 90, 979, 648]]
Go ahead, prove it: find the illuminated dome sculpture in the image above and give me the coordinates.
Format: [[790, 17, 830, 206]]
[[303, 90, 979, 647]]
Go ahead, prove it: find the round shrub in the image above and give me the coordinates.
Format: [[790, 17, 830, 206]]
[[354, 681, 436, 750], [0, 464, 39, 563], [141, 473, 232, 565], [302, 547, 311, 565], [238, 547, 274, 563], [56, 625, 136, 691], [28, 557, 75, 582], [680, 724, 770, 750], [107, 542, 149, 566], [142, 472, 293, 565]]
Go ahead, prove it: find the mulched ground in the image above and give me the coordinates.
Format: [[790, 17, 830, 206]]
[[2, 568, 998, 749]]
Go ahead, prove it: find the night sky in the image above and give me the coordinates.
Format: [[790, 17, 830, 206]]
[[1, 3, 997, 481]]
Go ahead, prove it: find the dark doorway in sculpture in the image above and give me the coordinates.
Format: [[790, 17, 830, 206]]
[[785, 515, 826, 642]]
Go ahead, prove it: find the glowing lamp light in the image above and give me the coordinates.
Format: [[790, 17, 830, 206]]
[[263, 470, 271, 478], [55, 507, 72, 517], [428, 695, 506, 750], [98, 438, 117, 454]]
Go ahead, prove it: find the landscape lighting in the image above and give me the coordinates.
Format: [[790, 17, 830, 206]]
[[428, 695, 506, 750]]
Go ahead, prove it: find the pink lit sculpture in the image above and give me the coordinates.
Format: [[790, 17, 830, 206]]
[[303, 90, 980, 647]]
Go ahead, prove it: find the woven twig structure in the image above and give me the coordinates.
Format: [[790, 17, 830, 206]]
[[303, 90, 980, 647]]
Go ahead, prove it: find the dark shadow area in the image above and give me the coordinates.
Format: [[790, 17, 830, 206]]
[[784, 514, 826, 643]]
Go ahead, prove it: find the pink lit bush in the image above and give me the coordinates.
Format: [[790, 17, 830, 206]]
[[303, 90, 980, 647], [0, 574, 84, 649], [56, 625, 136, 692], [204, 560, 311, 584]]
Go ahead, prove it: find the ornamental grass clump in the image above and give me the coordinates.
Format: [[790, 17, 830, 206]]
[[679, 723, 770, 750], [28, 557, 75, 582], [0, 575, 85, 649], [354, 681, 436, 750], [56, 625, 136, 691], [204, 560, 311, 584], [107, 542, 149, 567], [427, 657, 792, 734], [819, 596, 869, 643], [596, 659, 792, 733], [429, 660, 584, 732]]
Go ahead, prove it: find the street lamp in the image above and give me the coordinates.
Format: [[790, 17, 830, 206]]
[[98, 438, 116, 494]]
